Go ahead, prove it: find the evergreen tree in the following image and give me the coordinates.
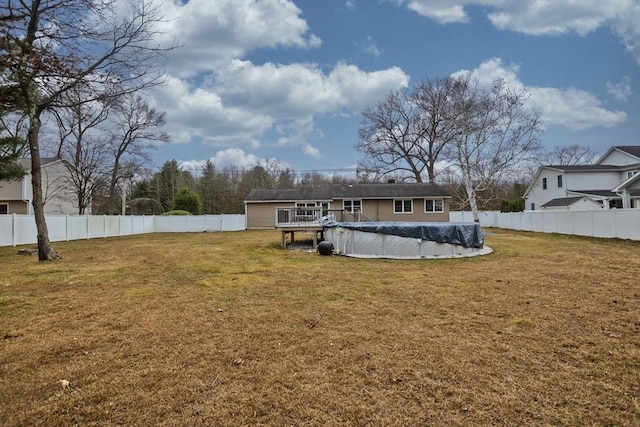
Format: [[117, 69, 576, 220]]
[[173, 188, 201, 215]]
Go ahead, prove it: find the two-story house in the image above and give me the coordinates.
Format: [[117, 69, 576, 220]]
[[523, 146, 640, 210], [0, 158, 78, 215]]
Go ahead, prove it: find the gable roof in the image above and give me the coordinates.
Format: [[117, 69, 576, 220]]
[[613, 172, 640, 193], [17, 158, 65, 169], [522, 161, 640, 198], [245, 187, 332, 202], [541, 197, 585, 208], [245, 183, 451, 202], [542, 164, 639, 172], [597, 146, 640, 164]]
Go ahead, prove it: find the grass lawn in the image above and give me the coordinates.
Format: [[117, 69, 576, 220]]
[[1, 229, 639, 426]]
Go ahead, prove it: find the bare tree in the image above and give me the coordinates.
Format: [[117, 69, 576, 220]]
[[544, 144, 598, 165], [1, 0, 174, 260], [447, 76, 543, 222], [357, 77, 469, 183], [53, 86, 113, 213], [357, 89, 429, 182], [107, 93, 168, 203], [410, 77, 467, 182]]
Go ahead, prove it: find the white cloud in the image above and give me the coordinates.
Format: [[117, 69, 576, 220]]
[[216, 60, 409, 116], [403, 0, 469, 24], [180, 148, 274, 172], [303, 144, 322, 158], [398, 0, 640, 64], [606, 77, 633, 101], [156, 0, 321, 78], [456, 58, 627, 130], [144, 0, 411, 164], [361, 36, 382, 57], [152, 61, 409, 153], [153, 76, 273, 146]]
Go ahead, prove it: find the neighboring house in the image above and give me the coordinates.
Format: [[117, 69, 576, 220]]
[[0, 158, 78, 215], [244, 182, 452, 229], [523, 146, 640, 210]]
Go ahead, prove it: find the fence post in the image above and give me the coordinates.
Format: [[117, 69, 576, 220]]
[[66, 214, 70, 241], [12, 213, 16, 247]]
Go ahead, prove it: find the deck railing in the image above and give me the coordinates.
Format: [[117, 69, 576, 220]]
[[275, 208, 370, 227]]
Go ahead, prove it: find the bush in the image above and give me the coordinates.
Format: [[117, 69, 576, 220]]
[[160, 210, 193, 216], [173, 188, 202, 215], [500, 198, 525, 212]]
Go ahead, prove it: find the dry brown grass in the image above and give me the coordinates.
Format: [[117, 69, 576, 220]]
[[0, 229, 638, 426]]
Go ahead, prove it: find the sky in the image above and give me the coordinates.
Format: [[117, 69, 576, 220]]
[[146, 0, 640, 177]]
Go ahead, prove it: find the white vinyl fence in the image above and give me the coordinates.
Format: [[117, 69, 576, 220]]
[[450, 210, 640, 241], [2, 210, 639, 247], [0, 214, 246, 247]]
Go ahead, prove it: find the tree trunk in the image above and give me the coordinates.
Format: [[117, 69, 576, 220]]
[[464, 177, 480, 223], [28, 114, 60, 261]]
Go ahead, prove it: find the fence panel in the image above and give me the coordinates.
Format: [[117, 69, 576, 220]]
[[449, 209, 640, 241], [0, 214, 248, 247], [615, 210, 640, 240], [0, 215, 14, 246], [2, 211, 638, 247]]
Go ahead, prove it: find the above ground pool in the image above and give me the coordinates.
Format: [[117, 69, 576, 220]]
[[322, 221, 493, 259]]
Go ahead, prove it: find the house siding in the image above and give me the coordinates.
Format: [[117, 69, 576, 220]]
[[0, 159, 78, 215], [525, 168, 567, 210], [598, 150, 640, 166], [246, 202, 296, 229], [245, 197, 450, 229], [350, 198, 448, 222], [0, 179, 25, 200], [565, 170, 624, 190], [1, 200, 29, 214]]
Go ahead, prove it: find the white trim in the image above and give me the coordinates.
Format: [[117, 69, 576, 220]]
[[393, 199, 413, 214], [425, 198, 444, 213], [343, 199, 362, 213]]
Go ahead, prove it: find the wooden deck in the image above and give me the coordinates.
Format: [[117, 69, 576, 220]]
[[279, 224, 324, 249]]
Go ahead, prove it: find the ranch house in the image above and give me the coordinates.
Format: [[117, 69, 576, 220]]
[[244, 182, 452, 230]]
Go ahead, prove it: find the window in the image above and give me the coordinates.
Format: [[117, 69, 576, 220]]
[[425, 199, 443, 213], [530, 203, 535, 211], [557, 175, 563, 188], [542, 177, 547, 190], [296, 202, 316, 219], [394, 199, 412, 213], [0, 204, 7, 215], [343, 200, 361, 213], [628, 171, 638, 179]]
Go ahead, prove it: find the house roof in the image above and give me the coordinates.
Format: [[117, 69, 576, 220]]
[[543, 163, 639, 172], [522, 161, 640, 198], [245, 183, 451, 202], [612, 171, 640, 193], [17, 158, 64, 169], [598, 145, 640, 164], [541, 197, 585, 208], [245, 187, 332, 202], [567, 189, 617, 198]]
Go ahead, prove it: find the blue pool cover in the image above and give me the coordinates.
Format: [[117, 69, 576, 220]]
[[323, 221, 484, 248]]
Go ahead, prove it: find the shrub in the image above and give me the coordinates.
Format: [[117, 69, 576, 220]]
[[160, 210, 193, 216], [500, 198, 524, 212], [173, 188, 202, 215]]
